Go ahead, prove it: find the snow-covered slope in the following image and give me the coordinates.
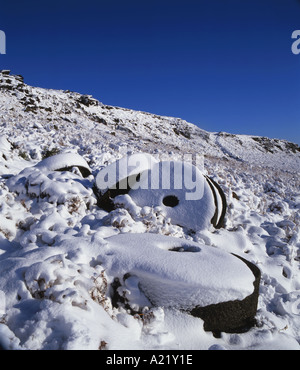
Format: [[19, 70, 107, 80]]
[[0, 70, 299, 350], [0, 70, 299, 174]]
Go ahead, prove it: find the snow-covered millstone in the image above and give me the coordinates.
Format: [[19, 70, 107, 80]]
[[101, 233, 261, 334], [205, 176, 227, 229], [94, 153, 158, 211], [6, 154, 95, 210], [36, 152, 91, 178], [129, 160, 217, 231]]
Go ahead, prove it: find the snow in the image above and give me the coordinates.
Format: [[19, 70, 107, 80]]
[[0, 72, 299, 350], [0, 136, 10, 153]]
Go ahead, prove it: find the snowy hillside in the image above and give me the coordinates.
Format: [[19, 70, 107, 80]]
[[0, 70, 299, 350]]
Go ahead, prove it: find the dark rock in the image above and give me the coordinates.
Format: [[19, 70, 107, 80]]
[[173, 127, 191, 139], [92, 115, 107, 125], [24, 106, 37, 113], [190, 255, 261, 336], [77, 94, 99, 107], [232, 191, 240, 200], [285, 141, 300, 154], [56, 165, 91, 178], [15, 75, 24, 82]]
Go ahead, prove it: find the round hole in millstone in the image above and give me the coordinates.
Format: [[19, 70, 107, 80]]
[[169, 245, 201, 253], [162, 195, 179, 207]]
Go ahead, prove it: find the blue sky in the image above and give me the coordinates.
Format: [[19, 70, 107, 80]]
[[0, 0, 300, 144]]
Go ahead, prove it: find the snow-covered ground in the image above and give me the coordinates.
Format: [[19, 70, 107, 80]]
[[0, 71, 299, 350]]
